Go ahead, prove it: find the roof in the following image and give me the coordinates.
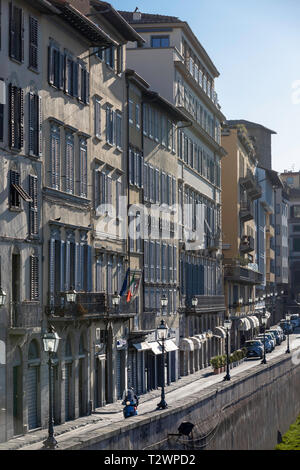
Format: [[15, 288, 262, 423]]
[[118, 10, 220, 78], [119, 11, 182, 24], [257, 166, 283, 188], [227, 120, 277, 135], [90, 1, 144, 44], [49, 1, 117, 47]]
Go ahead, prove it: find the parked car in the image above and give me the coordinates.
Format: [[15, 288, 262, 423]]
[[267, 329, 281, 345], [290, 314, 300, 328], [279, 320, 294, 335], [261, 333, 276, 350], [255, 335, 273, 353], [272, 326, 285, 342], [244, 340, 264, 359]]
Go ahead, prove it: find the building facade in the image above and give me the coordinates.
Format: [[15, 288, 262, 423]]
[[119, 8, 227, 375], [221, 123, 263, 350]]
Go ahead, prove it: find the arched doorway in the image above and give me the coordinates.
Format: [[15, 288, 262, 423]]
[[13, 347, 23, 436], [27, 340, 40, 430], [64, 335, 73, 421]]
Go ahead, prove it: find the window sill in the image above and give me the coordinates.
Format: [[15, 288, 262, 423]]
[[9, 56, 23, 65], [9, 206, 23, 213], [28, 66, 39, 75]]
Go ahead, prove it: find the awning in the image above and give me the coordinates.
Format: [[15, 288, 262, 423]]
[[190, 336, 202, 349], [164, 339, 178, 352], [179, 338, 194, 351], [195, 334, 206, 342], [238, 318, 251, 331], [132, 341, 151, 351], [247, 316, 259, 329], [148, 341, 162, 355], [213, 326, 226, 339]]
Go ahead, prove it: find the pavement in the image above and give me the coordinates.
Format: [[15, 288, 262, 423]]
[[1, 327, 300, 451]]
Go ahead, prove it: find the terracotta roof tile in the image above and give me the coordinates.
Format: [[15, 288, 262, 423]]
[[118, 10, 182, 24]]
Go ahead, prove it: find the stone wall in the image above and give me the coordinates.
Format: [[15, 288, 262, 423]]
[[56, 350, 300, 450]]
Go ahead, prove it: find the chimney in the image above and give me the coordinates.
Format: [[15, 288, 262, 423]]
[[133, 7, 142, 21]]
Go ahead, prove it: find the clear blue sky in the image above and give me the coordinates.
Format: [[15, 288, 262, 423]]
[[113, 0, 300, 173]]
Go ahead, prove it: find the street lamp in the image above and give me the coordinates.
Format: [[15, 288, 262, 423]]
[[285, 314, 291, 354], [42, 325, 60, 449], [156, 319, 168, 410], [261, 314, 268, 364], [223, 318, 232, 381], [112, 291, 120, 313], [65, 288, 77, 304], [161, 294, 168, 315], [0, 287, 6, 307]]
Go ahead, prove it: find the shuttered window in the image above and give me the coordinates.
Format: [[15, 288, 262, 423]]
[[29, 175, 38, 235], [79, 138, 87, 198], [48, 43, 63, 89], [30, 256, 39, 300], [9, 84, 24, 150], [65, 133, 74, 194], [10, 170, 20, 208], [106, 105, 114, 145], [29, 93, 41, 156], [115, 111, 122, 149], [50, 125, 60, 189], [9, 3, 24, 62], [78, 63, 89, 104], [29, 17, 38, 70], [64, 54, 78, 97], [94, 98, 101, 139]]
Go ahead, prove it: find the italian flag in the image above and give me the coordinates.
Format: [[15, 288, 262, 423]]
[[126, 273, 136, 303]]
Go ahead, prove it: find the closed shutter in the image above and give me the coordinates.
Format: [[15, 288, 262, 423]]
[[107, 175, 112, 205], [27, 366, 38, 430], [172, 177, 176, 205], [30, 256, 39, 300], [95, 99, 101, 138], [162, 243, 166, 283], [150, 241, 154, 282], [75, 243, 81, 291], [86, 245, 92, 292], [156, 241, 160, 282], [137, 351, 143, 395], [155, 168, 160, 204], [143, 162, 148, 200], [65, 241, 70, 291], [29, 175, 38, 235], [65, 134, 74, 193], [84, 70, 90, 104], [79, 140, 87, 197], [116, 350, 122, 399], [173, 245, 177, 283], [49, 239, 55, 298], [60, 240, 65, 293], [144, 240, 149, 282], [29, 17, 38, 69], [64, 363, 72, 421]]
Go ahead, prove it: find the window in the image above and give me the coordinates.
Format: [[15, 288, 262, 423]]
[[48, 42, 63, 89], [29, 174, 38, 235], [95, 47, 104, 61], [9, 84, 24, 150], [292, 205, 300, 218], [50, 124, 60, 190], [30, 256, 39, 300], [128, 100, 133, 125], [105, 46, 114, 69], [293, 225, 300, 232], [28, 93, 42, 156], [293, 238, 300, 252], [78, 62, 89, 104], [65, 133, 74, 194], [10, 169, 32, 209], [64, 53, 77, 97], [79, 138, 87, 197], [29, 17, 38, 70], [94, 98, 101, 139], [9, 3, 24, 62], [151, 36, 169, 48], [106, 104, 114, 145], [135, 104, 140, 129], [129, 147, 143, 188], [115, 112, 122, 149]]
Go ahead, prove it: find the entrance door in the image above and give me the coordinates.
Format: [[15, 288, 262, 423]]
[[13, 366, 22, 435], [65, 362, 72, 421], [27, 366, 38, 430]]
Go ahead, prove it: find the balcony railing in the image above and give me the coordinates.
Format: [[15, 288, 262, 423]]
[[9, 302, 41, 329], [185, 295, 226, 312], [240, 200, 254, 221], [240, 235, 255, 253], [240, 171, 262, 200], [224, 265, 263, 285]]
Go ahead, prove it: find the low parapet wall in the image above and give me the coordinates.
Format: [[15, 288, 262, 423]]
[[56, 351, 300, 450]]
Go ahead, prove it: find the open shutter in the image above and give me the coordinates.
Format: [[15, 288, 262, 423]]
[[20, 7, 24, 62], [143, 162, 148, 200], [19, 88, 24, 149], [30, 256, 39, 300], [60, 240, 65, 293], [9, 84, 15, 148], [85, 70, 90, 104], [29, 17, 38, 69], [28, 92, 34, 154], [144, 240, 149, 282], [59, 52, 64, 90]]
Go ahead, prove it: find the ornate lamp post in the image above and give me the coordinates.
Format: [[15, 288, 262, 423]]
[[0, 287, 7, 307], [42, 325, 60, 449], [285, 314, 291, 354], [156, 319, 168, 410], [261, 314, 268, 364], [223, 318, 232, 381], [112, 291, 120, 313], [65, 288, 77, 304]]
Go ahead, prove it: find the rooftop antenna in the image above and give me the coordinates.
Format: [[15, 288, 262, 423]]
[[133, 7, 141, 21]]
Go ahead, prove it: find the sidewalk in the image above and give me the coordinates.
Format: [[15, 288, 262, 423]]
[[0, 364, 215, 451], [1, 330, 299, 450]]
